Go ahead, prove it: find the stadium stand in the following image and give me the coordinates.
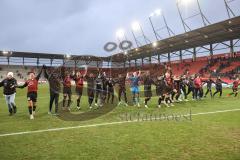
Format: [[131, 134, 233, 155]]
[[0, 65, 44, 82], [1, 52, 239, 83]]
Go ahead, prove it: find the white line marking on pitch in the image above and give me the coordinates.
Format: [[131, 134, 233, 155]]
[[0, 108, 239, 137]]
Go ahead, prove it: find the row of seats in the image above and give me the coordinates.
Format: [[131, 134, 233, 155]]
[[220, 61, 240, 73]]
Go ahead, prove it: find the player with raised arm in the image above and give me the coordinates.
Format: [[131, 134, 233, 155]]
[[72, 69, 87, 110], [85, 70, 95, 109], [101, 72, 108, 104], [115, 73, 128, 106], [43, 65, 61, 115], [0, 72, 18, 116], [127, 70, 141, 107], [142, 71, 154, 108], [154, 75, 167, 108], [106, 77, 115, 104], [95, 69, 104, 107], [18, 66, 43, 119], [62, 72, 72, 111]]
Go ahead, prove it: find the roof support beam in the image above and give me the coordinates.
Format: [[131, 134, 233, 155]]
[[168, 53, 170, 63], [230, 39, 234, 57], [180, 50, 183, 62], [193, 48, 197, 61]]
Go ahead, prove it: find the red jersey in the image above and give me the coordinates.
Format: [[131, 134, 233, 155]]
[[165, 77, 173, 87], [25, 78, 38, 93], [194, 78, 202, 89], [63, 77, 72, 88], [75, 77, 84, 89], [20, 69, 42, 93], [233, 80, 240, 89]]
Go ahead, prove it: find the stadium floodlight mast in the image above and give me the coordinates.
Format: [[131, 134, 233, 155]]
[[176, 0, 211, 32], [131, 21, 151, 47], [224, 0, 237, 18], [149, 9, 175, 40]]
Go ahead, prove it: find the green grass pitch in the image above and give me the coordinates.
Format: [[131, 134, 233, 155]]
[[0, 84, 239, 160]]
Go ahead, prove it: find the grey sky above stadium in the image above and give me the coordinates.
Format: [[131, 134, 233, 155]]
[[0, 0, 239, 56]]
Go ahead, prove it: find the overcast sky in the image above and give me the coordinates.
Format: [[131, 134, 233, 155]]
[[0, 0, 239, 56]]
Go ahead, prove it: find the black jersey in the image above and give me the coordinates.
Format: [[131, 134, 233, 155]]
[[173, 79, 181, 91], [154, 79, 165, 96], [143, 76, 154, 91], [215, 79, 227, 89], [44, 69, 61, 93], [85, 76, 95, 90], [106, 79, 114, 92], [205, 79, 215, 89], [115, 76, 126, 88], [188, 78, 194, 88], [95, 76, 103, 90], [107, 80, 114, 88], [180, 79, 188, 90], [102, 76, 108, 91], [0, 78, 18, 95]]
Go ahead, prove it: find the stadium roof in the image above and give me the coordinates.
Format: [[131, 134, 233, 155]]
[[1, 51, 65, 59], [111, 16, 240, 61], [0, 51, 107, 62], [1, 16, 240, 63]]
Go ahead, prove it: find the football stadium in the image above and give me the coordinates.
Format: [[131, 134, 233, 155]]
[[0, 0, 240, 159]]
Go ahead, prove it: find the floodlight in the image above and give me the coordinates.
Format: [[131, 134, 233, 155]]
[[181, 0, 193, 6], [116, 29, 125, 39], [2, 51, 9, 55], [153, 42, 158, 47], [131, 21, 141, 31], [154, 9, 162, 16], [65, 54, 71, 59]]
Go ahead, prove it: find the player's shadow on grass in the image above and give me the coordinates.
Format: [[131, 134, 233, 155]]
[[57, 101, 118, 122], [56, 87, 129, 121], [56, 87, 160, 122]]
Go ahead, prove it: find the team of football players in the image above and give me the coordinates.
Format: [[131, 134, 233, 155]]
[[0, 65, 239, 119]]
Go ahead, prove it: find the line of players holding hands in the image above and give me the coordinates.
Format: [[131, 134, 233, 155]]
[[0, 65, 239, 119]]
